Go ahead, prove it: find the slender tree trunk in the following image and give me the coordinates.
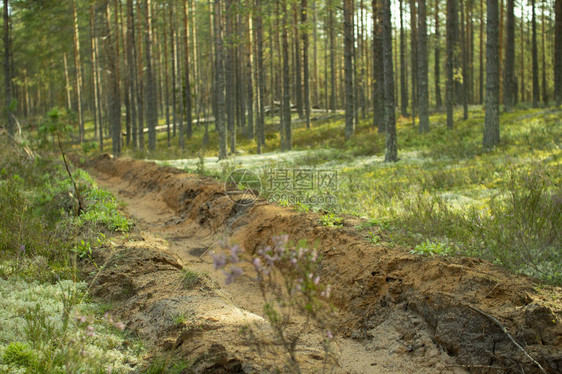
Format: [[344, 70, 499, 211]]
[[312, 0, 319, 107], [344, 0, 355, 139], [541, 5, 547, 104], [554, 0, 562, 106], [163, 4, 170, 147], [483, 0, 500, 147], [329, 4, 336, 112], [143, 0, 157, 151], [373, 0, 385, 132], [460, 0, 468, 119], [382, 0, 397, 162], [479, 0, 484, 104], [520, 6, 525, 103], [3, 0, 12, 135], [418, 0, 429, 133], [72, 0, 85, 143], [246, 14, 254, 139], [302, 0, 311, 128], [225, 0, 236, 154], [255, 0, 266, 152], [400, 0, 408, 116], [183, 1, 192, 138], [293, 4, 303, 119], [126, 0, 137, 149], [410, 0, 418, 126], [446, 0, 456, 129], [170, 4, 177, 138], [503, 0, 515, 110], [214, 0, 227, 159], [531, 0, 539, 107], [281, 0, 292, 151], [435, 0, 442, 108], [63, 53, 72, 110]]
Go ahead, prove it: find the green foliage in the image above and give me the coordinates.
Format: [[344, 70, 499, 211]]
[[2, 342, 35, 368], [74, 187, 132, 232], [37, 108, 75, 148], [319, 212, 343, 227], [410, 240, 453, 256]]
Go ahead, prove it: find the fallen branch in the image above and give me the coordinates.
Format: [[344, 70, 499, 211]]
[[465, 304, 547, 374]]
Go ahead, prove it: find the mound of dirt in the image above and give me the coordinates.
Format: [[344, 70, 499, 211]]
[[84, 155, 561, 373]]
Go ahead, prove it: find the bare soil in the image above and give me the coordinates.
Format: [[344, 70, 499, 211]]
[[81, 155, 561, 373]]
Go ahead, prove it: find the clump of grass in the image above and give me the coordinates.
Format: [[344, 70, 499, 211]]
[[319, 212, 343, 227], [182, 269, 200, 289]]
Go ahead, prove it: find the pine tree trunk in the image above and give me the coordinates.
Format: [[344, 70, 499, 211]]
[[483, 0, 500, 147], [531, 0, 539, 107], [225, 0, 236, 154], [281, 0, 292, 151], [503, 0, 515, 110], [302, 0, 311, 128], [400, 0, 408, 116], [293, 5, 303, 119], [435, 0, 442, 109], [329, 5, 336, 113], [254, 0, 266, 152], [183, 1, 192, 139], [126, 0, 137, 149], [460, 0, 468, 119], [72, 0, 85, 143], [479, 0, 484, 104], [214, 0, 227, 159], [410, 0, 418, 126], [446, 0, 456, 129], [372, 0, 385, 132], [3, 0, 12, 135], [554, 0, 562, 106], [541, 5, 547, 105], [344, 0, 355, 139], [162, 4, 170, 147], [144, 0, 157, 151], [382, 0, 397, 162], [63, 53, 72, 110], [417, 0, 429, 133], [169, 4, 177, 139]]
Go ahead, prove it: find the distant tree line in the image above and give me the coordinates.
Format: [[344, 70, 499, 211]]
[[1, 0, 561, 160]]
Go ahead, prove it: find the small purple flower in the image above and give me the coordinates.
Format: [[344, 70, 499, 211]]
[[313, 276, 320, 286], [321, 284, 332, 298], [224, 266, 243, 285], [213, 254, 227, 270], [87, 325, 94, 332], [114, 322, 125, 330], [325, 330, 333, 340], [252, 257, 262, 270], [230, 245, 242, 263], [290, 258, 297, 266], [264, 254, 277, 266], [18, 244, 26, 256]]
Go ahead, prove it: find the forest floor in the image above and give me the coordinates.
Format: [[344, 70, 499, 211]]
[[80, 154, 562, 373]]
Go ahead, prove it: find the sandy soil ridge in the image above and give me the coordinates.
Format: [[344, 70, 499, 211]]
[[82, 155, 561, 373]]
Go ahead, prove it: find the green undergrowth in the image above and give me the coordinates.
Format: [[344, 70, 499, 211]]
[[0, 141, 141, 373]]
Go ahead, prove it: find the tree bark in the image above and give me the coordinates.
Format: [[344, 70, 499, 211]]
[[503, 0, 515, 110], [254, 0, 266, 152], [410, 0, 418, 126], [460, 0, 468, 119], [225, 0, 236, 154], [281, 0, 292, 151], [126, 0, 137, 149], [214, 0, 227, 159], [144, 0, 157, 151], [302, 0, 311, 128], [183, 1, 192, 139], [329, 4, 336, 112], [3, 0, 13, 135], [446, 0, 457, 129], [417, 0, 429, 133], [382, 0, 397, 162], [483, 0, 500, 148], [554, 0, 562, 106], [399, 0, 408, 116], [435, 0, 442, 108], [344, 0, 355, 139], [531, 0, 539, 107], [372, 0, 385, 132], [72, 0, 85, 143]]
